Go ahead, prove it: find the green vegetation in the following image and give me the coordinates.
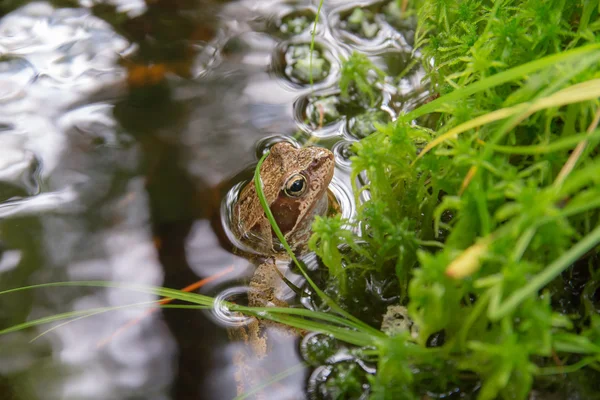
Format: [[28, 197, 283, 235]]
[[305, 0, 600, 398], [339, 52, 386, 108], [285, 44, 331, 84], [279, 9, 315, 36], [2, 1, 600, 399], [343, 7, 380, 39]]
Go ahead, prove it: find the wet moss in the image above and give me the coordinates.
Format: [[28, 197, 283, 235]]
[[279, 9, 316, 36], [302, 0, 600, 399], [284, 44, 331, 84]]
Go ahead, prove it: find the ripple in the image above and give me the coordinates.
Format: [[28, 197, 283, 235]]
[[307, 362, 371, 400], [293, 89, 346, 137], [331, 140, 355, 171], [220, 176, 259, 257], [271, 37, 340, 89], [329, 1, 392, 51], [254, 135, 301, 158], [345, 109, 391, 140], [58, 103, 131, 148], [0, 56, 37, 102], [272, 7, 319, 38], [284, 43, 330, 84], [300, 332, 340, 366], [0, 187, 78, 219], [211, 286, 255, 327], [329, 174, 355, 220], [0, 146, 41, 202], [0, 2, 128, 91], [328, 0, 414, 52]]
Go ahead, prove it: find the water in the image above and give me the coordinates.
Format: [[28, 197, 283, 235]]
[[0, 1, 422, 399]]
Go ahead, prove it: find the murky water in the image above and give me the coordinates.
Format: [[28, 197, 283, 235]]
[[0, 1, 422, 399]]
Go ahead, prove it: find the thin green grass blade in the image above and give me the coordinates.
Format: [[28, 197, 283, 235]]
[[413, 79, 600, 163], [0, 301, 157, 336], [0, 281, 216, 306], [490, 224, 600, 320], [0, 281, 381, 345], [536, 357, 600, 376], [235, 305, 385, 335], [260, 312, 376, 346], [404, 44, 600, 121], [30, 304, 211, 343], [488, 129, 600, 155], [309, 0, 325, 86], [253, 152, 380, 337]]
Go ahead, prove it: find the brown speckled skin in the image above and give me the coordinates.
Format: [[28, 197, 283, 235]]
[[229, 142, 334, 397], [232, 142, 335, 255]]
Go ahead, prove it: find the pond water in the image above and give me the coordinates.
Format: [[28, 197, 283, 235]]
[[0, 1, 422, 399]]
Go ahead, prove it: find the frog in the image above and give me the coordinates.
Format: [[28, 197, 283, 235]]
[[231, 141, 335, 257], [228, 141, 335, 398]]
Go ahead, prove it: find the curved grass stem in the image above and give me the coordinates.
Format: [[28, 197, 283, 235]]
[[253, 152, 380, 338], [489, 224, 600, 320]]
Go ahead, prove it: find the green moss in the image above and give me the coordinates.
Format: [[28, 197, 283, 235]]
[[279, 10, 315, 35], [347, 111, 391, 139], [305, 95, 341, 128], [339, 52, 385, 108], [344, 7, 380, 39], [305, 0, 600, 399], [285, 44, 331, 84], [316, 362, 370, 399]]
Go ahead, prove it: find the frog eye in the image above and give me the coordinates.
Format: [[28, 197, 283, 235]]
[[284, 174, 307, 197]]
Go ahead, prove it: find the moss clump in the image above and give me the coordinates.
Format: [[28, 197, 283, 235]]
[[339, 51, 385, 108], [305, 95, 342, 128], [285, 44, 331, 84], [306, 1, 600, 399], [342, 7, 380, 39], [347, 110, 391, 139], [279, 10, 315, 35]]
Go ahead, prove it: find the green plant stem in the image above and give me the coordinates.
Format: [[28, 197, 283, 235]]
[[490, 224, 600, 320], [253, 151, 381, 337], [0, 301, 157, 336], [309, 0, 325, 86], [0, 281, 382, 345], [404, 44, 600, 121], [536, 357, 600, 376], [488, 129, 600, 155]]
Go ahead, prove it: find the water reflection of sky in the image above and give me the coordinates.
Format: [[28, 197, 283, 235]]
[[0, 1, 422, 399], [0, 3, 175, 399], [0, 1, 306, 399]]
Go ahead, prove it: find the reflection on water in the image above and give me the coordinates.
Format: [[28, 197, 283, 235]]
[[0, 1, 421, 399]]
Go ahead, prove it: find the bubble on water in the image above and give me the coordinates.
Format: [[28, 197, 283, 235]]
[[275, 7, 318, 37], [211, 286, 255, 327], [271, 38, 340, 90], [254, 135, 301, 158], [293, 90, 346, 138], [331, 140, 355, 171], [329, 174, 355, 220], [328, 1, 409, 52]]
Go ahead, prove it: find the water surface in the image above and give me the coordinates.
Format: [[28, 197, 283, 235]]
[[0, 1, 421, 399]]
